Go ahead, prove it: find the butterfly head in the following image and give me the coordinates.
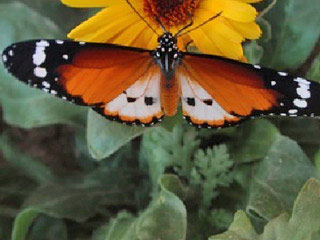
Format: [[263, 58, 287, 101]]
[[152, 33, 182, 79]]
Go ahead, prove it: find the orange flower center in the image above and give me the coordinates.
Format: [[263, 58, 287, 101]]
[[143, 0, 200, 26]]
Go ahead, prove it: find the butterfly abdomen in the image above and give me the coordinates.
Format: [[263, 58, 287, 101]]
[[160, 75, 180, 116]]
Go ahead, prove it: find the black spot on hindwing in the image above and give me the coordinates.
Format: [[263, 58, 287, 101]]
[[187, 97, 195, 106], [144, 97, 154, 105]]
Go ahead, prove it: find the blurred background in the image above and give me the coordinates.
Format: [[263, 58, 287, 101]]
[[0, 0, 319, 239]]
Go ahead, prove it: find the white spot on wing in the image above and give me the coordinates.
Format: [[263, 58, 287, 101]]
[[8, 50, 13, 56], [296, 84, 311, 99], [253, 65, 261, 69], [42, 81, 50, 88], [34, 67, 47, 78], [62, 54, 69, 60], [271, 81, 276, 86], [36, 40, 50, 47], [278, 72, 288, 76], [56, 40, 64, 44], [294, 77, 310, 85], [293, 98, 307, 108], [2, 54, 7, 62], [33, 46, 46, 66], [289, 109, 298, 114]]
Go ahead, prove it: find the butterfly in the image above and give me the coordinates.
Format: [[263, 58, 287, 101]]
[[2, 33, 320, 129]]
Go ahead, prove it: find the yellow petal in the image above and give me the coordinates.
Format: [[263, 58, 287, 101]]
[[68, 5, 140, 40], [229, 20, 262, 39], [112, 21, 151, 46], [187, 16, 223, 56], [132, 27, 158, 49], [61, 0, 111, 8], [201, 0, 258, 22], [195, 9, 244, 43], [86, 14, 141, 42]]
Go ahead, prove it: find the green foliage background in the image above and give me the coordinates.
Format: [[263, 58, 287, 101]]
[[0, 0, 319, 239]]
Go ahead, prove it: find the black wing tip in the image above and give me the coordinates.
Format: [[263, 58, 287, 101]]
[[2, 44, 15, 70]]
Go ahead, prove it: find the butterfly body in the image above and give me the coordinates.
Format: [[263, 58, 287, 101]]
[[2, 33, 320, 128], [150, 33, 183, 116]]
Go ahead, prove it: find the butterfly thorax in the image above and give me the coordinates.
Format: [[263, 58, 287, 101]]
[[151, 33, 182, 82], [151, 33, 182, 116]]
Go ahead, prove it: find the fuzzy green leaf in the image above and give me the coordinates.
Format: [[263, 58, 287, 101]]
[[11, 208, 40, 240], [92, 212, 136, 240], [136, 176, 187, 240], [276, 118, 320, 158], [231, 119, 279, 163], [244, 41, 264, 64], [209, 210, 258, 240], [210, 179, 320, 240], [260, 0, 320, 70], [93, 175, 187, 240], [160, 174, 186, 200], [247, 135, 319, 221], [87, 109, 147, 160], [306, 54, 320, 82]]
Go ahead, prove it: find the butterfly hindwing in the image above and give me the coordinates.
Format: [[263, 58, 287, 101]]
[[94, 64, 163, 126], [2, 40, 164, 126], [179, 53, 320, 128]]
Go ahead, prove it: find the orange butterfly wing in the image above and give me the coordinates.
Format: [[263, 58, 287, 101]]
[[3, 40, 164, 126], [178, 53, 319, 128]]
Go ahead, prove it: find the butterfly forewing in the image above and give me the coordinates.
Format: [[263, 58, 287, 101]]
[[2, 40, 164, 126], [179, 53, 320, 128]]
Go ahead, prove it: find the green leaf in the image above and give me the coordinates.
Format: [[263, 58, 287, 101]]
[[87, 109, 147, 160], [244, 41, 264, 64], [0, 2, 87, 128], [306, 54, 320, 82], [92, 212, 136, 240], [22, 165, 138, 223], [159, 174, 186, 200], [93, 174, 187, 240], [276, 118, 320, 159], [136, 177, 187, 240], [11, 208, 39, 240], [230, 119, 279, 163], [260, 0, 320, 70], [262, 178, 320, 240], [1, 94, 87, 128], [209, 210, 258, 240], [210, 180, 320, 240], [247, 135, 319, 221], [290, 178, 320, 232]]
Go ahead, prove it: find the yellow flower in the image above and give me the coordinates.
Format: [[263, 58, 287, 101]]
[[61, 0, 262, 60]]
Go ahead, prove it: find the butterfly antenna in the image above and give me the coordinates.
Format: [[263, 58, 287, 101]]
[[174, 13, 194, 37], [155, 16, 167, 33], [176, 12, 222, 37], [125, 0, 159, 36]]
